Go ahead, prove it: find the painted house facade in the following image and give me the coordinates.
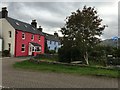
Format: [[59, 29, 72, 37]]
[[0, 38, 2, 52], [0, 7, 45, 56], [43, 32, 61, 52]]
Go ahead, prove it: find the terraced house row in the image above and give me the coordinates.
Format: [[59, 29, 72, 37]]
[[0, 7, 61, 57]]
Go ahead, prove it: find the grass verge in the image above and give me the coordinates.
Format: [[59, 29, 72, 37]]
[[13, 60, 120, 78]]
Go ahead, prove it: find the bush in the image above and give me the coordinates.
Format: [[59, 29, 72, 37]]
[[2, 50, 10, 57], [35, 54, 58, 61], [58, 46, 83, 63], [107, 57, 120, 65], [49, 50, 56, 54]]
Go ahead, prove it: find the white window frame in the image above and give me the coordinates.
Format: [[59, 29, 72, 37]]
[[22, 33, 25, 39], [8, 43, 11, 52], [35, 46, 41, 52], [38, 36, 41, 41], [9, 31, 12, 38], [21, 44, 25, 52], [32, 46, 35, 52], [31, 35, 34, 41]]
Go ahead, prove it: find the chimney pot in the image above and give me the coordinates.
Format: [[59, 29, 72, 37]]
[[2, 7, 8, 18], [54, 31, 58, 37], [38, 26, 42, 32], [31, 19, 37, 28]]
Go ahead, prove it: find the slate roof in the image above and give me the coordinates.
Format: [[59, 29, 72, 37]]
[[0, 11, 60, 42], [43, 32, 60, 42], [30, 42, 41, 46], [6, 17, 44, 35], [0, 11, 44, 36]]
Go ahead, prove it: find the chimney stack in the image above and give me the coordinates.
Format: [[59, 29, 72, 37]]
[[54, 31, 58, 37], [38, 26, 42, 32], [31, 20, 37, 28], [2, 7, 8, 18]]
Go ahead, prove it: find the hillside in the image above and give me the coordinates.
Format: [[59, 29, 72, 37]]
[[99, 38, 120, 47]]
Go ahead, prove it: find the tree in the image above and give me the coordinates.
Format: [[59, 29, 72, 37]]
[[60, 6, 107, 65], [44, 39, 49, 54]]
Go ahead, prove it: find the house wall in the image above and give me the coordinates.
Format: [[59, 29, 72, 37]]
[[0, 39, 2, 51], [47, 40, 60, 52], [0, 18, 15, 56], [15, 30, 44, 56]]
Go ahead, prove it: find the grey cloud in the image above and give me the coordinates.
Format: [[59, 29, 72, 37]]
[[2, 2, 118, 39]]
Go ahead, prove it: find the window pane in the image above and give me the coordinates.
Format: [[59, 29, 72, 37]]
[[9, 31, 11, 38], [21, 44, 25, 51], [22, 33, 25, 39]]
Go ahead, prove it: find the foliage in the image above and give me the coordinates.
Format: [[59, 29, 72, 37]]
[[2, 50, 10, 57], [89, 45, 120, 66], [35, 54, 58, 61], [58, 46, 84, 63], [107, 58, 120, 65], [113, 46, 120, 57], [59, 6, 106, 64], [44, 39, 49, 54], [48, 50, 56, 54]]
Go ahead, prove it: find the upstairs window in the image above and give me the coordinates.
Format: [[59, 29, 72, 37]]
[[38, 36, 41, 41], [15, 22, 19, 26], [31, 35, 34, 40], [54, 41, 56, 45], [9, 31, 11, 38], [24, 25, 27, 28], [22, 33, 25, 39], [21, 44, 25, 52], [50, 41, 52, 44], [8, 43, 11, 51]]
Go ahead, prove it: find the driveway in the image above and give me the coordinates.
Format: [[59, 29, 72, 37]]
[[2, 57, 119, 88]]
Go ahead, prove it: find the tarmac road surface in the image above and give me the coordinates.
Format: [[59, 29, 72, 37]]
[[2, 57, 119, 88]]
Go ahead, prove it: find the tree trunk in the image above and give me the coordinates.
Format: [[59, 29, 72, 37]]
[[84, 51, 89, 65]]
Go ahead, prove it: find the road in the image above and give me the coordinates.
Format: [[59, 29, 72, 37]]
[[2, 57, 119, 88]]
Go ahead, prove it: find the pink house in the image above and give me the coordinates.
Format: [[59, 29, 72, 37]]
[[0, 7, 45, 57]]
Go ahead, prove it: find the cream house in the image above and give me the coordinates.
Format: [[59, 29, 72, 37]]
[[0, 38, 2, 52]]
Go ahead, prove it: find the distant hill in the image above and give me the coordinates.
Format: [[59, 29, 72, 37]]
[[99, 38, 120, 47]]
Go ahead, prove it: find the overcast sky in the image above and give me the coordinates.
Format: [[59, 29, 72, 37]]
[[0, 0, 119, 40]]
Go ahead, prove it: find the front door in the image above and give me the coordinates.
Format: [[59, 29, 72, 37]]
[[28, 43, 32, 55]]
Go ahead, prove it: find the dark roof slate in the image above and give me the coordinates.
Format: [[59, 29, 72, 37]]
[[43, 32, 60, 42], [4, 17, 44, 35]]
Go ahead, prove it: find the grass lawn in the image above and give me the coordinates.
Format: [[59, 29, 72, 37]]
[[13, 60, 120, 78]]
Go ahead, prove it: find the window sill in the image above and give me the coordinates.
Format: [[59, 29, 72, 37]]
[[21, 51, 25, 52]]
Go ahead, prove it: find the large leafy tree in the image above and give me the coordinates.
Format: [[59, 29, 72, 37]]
[[60, 6, 107, 65]]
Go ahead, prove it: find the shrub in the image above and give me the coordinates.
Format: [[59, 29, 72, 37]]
[[49, 50, 56, 54], [58, 46, 83, 63], [35, 54, 58, 61], [2, 50, 10, 57], [107, 57, 120, 65]]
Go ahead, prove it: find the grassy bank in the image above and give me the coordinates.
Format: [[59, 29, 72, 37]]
[[13, 60, 120, 78]]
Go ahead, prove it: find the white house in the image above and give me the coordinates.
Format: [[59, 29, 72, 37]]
[[0, 38, 2, 52], [43, 32, 61, 52]]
